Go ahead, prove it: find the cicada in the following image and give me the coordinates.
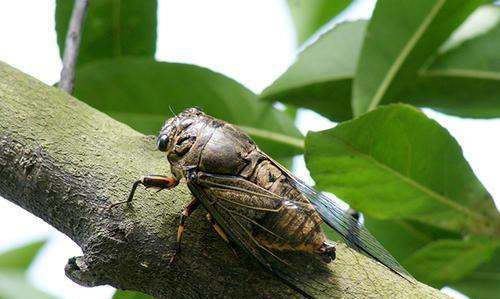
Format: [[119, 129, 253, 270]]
[[112, 108, 411, 297]]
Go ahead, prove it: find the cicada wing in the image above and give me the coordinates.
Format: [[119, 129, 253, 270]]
[[256, 151, 414, 281], [286, 174, 414, 281], [187, 174, 328, 298]]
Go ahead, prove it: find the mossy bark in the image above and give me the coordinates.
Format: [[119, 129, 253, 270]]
[[0, 61, 451, 299]]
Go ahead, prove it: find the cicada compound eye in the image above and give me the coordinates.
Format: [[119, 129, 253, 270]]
[[157, 134, 169, 152]]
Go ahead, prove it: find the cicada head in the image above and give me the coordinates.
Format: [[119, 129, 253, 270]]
[[156, 107, 208, 175], [157, 108, 202, 150]]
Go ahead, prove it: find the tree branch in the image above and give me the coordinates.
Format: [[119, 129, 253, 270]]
[[58, 0, 89, 93], [0, 61, 451, 298]]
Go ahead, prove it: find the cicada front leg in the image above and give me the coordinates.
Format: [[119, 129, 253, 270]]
[[108, 175, 179, 209]]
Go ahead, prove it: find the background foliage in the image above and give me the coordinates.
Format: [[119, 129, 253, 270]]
[[3, 1, 499, 299], [0, 241, 56, 299]]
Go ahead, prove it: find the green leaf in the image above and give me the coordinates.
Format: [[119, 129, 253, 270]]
[[305, 104, 499, 235], [438, 4, 500, 52], [0, 240, 46, 271], [264, 5, 500, 120], [410, 5, 500, 118], [287, 0, 351, 44], [352, 0, 482, 116], [450, 247, 500, 299], [112, 290, 155, 299], [261, 21, 366, 121], [73, 58, 303, 159], [56, 0, 157, 65], [364, 217, 460, 263], [0, 270, 57, 299], [404, 238, 499, 287]]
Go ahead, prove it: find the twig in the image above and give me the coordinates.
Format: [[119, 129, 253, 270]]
[[59, 0, 89, 94]]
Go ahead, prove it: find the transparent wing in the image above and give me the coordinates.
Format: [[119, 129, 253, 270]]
[[286, 174, 414, 282], [187, 177, 324, 299]]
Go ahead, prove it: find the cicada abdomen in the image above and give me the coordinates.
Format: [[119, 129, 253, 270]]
[[239, 158, 335, 261]]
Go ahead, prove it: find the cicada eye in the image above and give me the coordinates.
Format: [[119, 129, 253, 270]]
[[157, 135, 169, 152]]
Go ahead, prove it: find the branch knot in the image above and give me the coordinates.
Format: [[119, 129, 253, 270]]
[[65, 255, 109, 287]]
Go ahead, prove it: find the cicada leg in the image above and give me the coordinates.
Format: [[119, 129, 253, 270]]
[[169, 196, 201, 266], [108, 175, 179, 209], [206, 213, 239, 257]]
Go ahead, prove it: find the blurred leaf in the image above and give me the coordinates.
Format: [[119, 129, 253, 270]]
[[409, 5, 500, 118], [287, 0, 351, 44], [366, 218, 500, 291], [404, 238, 499, 287], [261, 21, 366, 121], [450, 247, 500, 299], [112, 290, 155, 299], [364, 217, 460, 263], [73, 58, 303, 159], [282, 104, 298, 121], [352, 0, 482, 116], [265, 5, 500, 120], [305, 104, 499, 235], [438, 4, 500, 52], [0, 240, 46, 271], [56, 0, 157, 65], [0, 270, 57, 299]]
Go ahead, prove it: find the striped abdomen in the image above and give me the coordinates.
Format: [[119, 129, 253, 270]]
[[246, 159, 327, 253]]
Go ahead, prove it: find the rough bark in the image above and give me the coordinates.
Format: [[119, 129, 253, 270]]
[[0, 61, 451, 298]]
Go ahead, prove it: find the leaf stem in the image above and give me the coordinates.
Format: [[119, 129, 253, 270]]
[[238, 126, 305, 150]]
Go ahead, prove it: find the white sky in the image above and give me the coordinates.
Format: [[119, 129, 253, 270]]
[[0, 1, 497, 299]]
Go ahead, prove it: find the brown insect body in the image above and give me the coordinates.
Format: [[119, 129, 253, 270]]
[[118, 107, 411, 297], [161, 108, 334, 261]]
